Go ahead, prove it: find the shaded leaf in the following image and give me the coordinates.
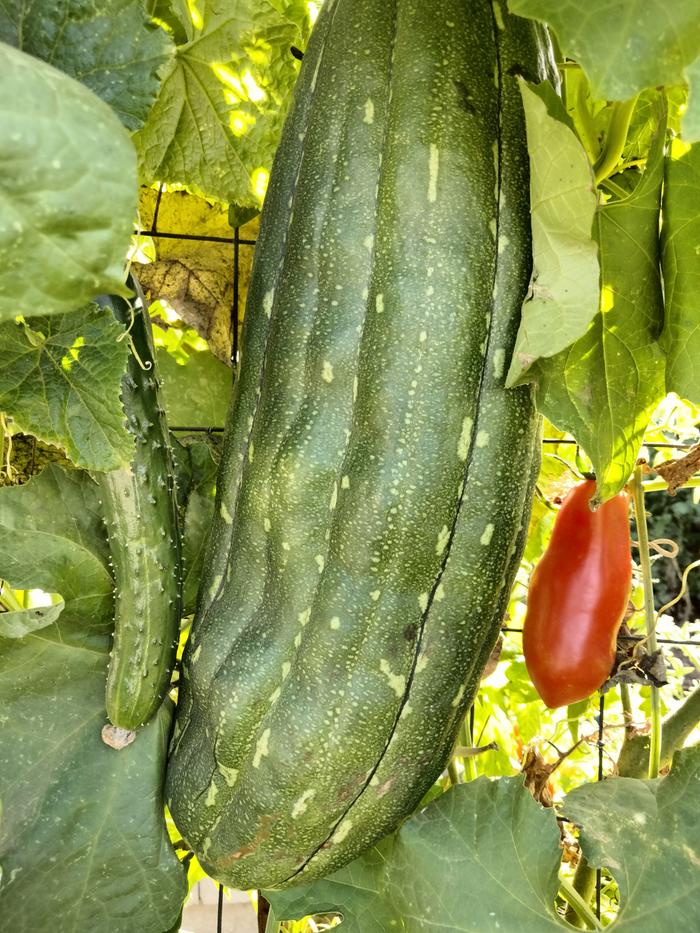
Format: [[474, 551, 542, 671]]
[[564, 745, 700, 930], [0, 306, 133, 471], [156, 348, 232, 427], [0, 658, 187, 932], [267, 777, 564, 932], [0, 465, 113, 631], [133, 1, 306, 205], [661, 138, 700, 405], [507, 80, 599, 386], [0, 0, 173, 130], [0, 599, 64, 638], [0, 43, 135, 320], [531, 103, 667, 502], [0, 464, 188, 931], [508, 0, 700, 138]]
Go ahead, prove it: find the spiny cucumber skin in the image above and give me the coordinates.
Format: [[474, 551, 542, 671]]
[[97, 282, 182, 731], [167, 0, 550, 888]]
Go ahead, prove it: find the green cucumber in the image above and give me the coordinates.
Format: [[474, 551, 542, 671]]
[[97, 277, 182, 732], [167, 0, 551, 887]]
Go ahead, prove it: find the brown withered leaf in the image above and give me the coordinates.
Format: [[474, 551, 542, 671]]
[[521, 745, 557, 807], [653, 442, 700, 494], [481, 635, 503, 681], [135, 188, 258, 364]]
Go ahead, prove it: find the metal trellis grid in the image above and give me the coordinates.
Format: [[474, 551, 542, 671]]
[[152, 189, 698, 932]]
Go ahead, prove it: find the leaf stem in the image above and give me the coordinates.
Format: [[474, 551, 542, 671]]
[[594, 95, 639, 186], [559, 876, 604, 930], [631, 465, 662, 778]]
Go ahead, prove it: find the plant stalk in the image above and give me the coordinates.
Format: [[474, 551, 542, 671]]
[[594, 95, 638, 185], [631, 465, 662, 778]]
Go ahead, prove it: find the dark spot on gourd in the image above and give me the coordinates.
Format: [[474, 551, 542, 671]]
[[453, 80, 476, 115], [403, 623, 418, 641]]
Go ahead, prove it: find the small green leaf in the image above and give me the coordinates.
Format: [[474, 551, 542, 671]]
[[0, 465, 113, 630], [133, 1, 306, 205], [532, 103, 667, 502], [267, 777, 565, 932], [0, 305, 133, 471], [661, 138, 700, 405], [506, 80, 599, 386], [156, 348, 232, 427], [564, 745, 700, 930], [0, 43, 136, 320], [0, 0, 173, 130]]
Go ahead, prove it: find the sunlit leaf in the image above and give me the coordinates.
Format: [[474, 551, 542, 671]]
[[134, 1, 307, 206], [530, 102, 667, 502]]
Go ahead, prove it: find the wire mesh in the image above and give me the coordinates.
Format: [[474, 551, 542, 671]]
[[153, 201, 698, 933]]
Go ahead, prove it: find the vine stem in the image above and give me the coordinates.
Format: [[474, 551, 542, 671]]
[[593, 95, 639, 185], [559, 877, 604, 930], [631, 465, 662, 779]]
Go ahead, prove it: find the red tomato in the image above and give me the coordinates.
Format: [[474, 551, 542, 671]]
[[523, 479, 632, 708]]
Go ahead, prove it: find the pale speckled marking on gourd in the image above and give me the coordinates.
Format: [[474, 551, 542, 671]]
[[167, 0, 552, 889]]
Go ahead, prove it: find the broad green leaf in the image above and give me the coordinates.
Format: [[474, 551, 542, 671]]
[[0, 465, 113, 630], [0, 43, 135, 320], [0, 599, 64, 638], [157, 348, 232, 427], [0, 657, 187, 932], [181, 439, 220, 615], [506, 80, 599, 386], [564, 745, 700, 930], [133, 1, 305, 206], [507, 0, 700, 138], [531, 104, 667, 502], [661, 138, 700, 405], [266, 777, 564, 932], [0, 306, 133, 471], [0, 464, 188, 931], [0, 0, 173, 130]]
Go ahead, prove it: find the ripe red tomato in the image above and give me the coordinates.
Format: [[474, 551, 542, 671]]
[[523, 478, 632, 708]]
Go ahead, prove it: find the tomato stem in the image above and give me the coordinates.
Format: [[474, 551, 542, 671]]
[[631, 465, 662, 779]]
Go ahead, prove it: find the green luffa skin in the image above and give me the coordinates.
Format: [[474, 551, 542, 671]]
[[167, 0, 551, 889], [97, 281, 182, 731]]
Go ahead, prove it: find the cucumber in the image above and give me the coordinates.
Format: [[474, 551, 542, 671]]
[[167, 0, 550, 887], [96, 277, 182, 732]]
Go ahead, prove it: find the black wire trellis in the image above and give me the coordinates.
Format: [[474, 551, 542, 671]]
[[151, 188, 698, 933]]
